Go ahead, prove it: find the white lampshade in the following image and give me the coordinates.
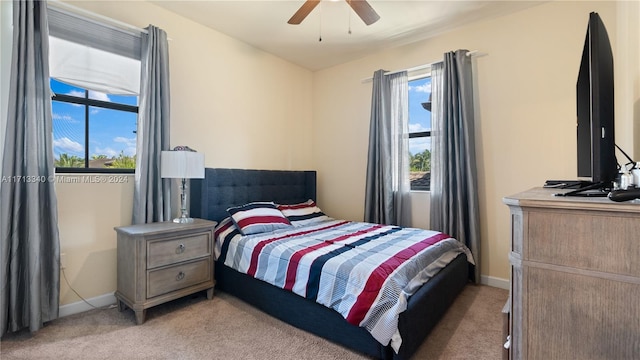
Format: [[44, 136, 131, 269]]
[[161, 151, 205, 179]]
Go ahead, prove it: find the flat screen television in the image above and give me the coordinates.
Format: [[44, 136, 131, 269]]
[[576, 12, 617, 187]]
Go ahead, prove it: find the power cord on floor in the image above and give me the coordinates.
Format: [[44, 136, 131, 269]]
[[61, 267, 107, 310]]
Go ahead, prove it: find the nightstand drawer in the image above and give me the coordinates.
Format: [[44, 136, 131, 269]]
[[147, 258, 211, 298], [147, 233, 211, 269]]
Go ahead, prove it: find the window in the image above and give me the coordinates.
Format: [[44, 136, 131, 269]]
[[47, 5, 143, 173], [51, 79, 138, 172], [408, 76, 432, 191]]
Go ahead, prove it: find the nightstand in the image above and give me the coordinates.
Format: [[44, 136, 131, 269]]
[[114, 219, 217, 324]]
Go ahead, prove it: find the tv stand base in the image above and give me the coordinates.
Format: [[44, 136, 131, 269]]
[[553, 181, 610, 197]]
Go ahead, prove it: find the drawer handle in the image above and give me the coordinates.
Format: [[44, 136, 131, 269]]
[[176, 271, 185, 281], [176, 243, 185, 254]]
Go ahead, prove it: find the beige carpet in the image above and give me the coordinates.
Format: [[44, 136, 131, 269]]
[[0, 284, 508, 360]]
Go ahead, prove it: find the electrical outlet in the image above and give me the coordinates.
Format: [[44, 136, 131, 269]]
[[60, 253, 67, 270]]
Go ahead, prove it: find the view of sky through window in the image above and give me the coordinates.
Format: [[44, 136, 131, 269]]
[[408, 76, 431, 155], [51, 79, 138, 167]]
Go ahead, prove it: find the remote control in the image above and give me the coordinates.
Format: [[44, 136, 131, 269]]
[[608, 189, 640, 202]]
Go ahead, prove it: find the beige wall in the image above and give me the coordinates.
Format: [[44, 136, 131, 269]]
[[56, 176, 134, 305], [53, 0, 314, 306], [313, 1, 639, 282]]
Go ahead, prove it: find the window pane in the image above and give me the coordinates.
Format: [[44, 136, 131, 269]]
[[409, 137, 431, 191], [408, 76, 432, 191], [89, 90, 138, 106], [408, 77, 431, 132], [89, 107, 137, 169], [110, 93, 138, 106], [51, 77, 138, 172], [52, 100, 85, 167], [51, 78, 85, 98]]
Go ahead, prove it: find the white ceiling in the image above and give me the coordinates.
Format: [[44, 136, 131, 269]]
[[151, 0, 544, 71]]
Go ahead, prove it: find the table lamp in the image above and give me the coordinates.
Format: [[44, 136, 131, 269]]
[[160, 147, 205, 223]]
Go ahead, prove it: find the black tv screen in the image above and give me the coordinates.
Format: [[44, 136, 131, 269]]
[[576, 12, 617, 185]]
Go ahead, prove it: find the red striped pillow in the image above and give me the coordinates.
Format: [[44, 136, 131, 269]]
[[227, 202, 292, 235], [277, 200, 330, 227]]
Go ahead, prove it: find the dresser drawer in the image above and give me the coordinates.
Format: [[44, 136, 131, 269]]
[[527, 211, 640, 277], [147, 233, 211, 269], [147, 258, 212, 298]]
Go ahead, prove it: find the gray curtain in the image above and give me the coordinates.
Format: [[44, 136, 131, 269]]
[[364, 70, 410, 226], [1, 0, 60, 336], [132, 25, 171, 224], [430, 50, 480, 283]]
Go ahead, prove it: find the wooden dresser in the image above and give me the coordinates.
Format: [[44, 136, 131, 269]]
[[503, 188, 640, 359], [114, 219, 217, 324]]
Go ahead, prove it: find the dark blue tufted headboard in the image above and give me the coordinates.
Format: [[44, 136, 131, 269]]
[[190, 168, 317, 223]]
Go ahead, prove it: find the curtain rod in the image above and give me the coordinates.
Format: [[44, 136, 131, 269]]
[[47, 0, 148, 35], [361, 50, 482, 83]]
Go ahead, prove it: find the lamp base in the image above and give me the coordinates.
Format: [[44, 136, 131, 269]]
[[174, 178, 194, 224]]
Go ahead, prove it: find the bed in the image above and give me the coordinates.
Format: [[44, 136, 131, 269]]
[[190, 168, 472, 360]]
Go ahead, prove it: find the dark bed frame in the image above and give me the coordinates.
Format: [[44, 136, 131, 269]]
[[191, 168, 468, 360]]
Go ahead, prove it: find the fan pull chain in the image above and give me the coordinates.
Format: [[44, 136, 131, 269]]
[[348, 3, 352, 35], [318, 1, 323, 42]]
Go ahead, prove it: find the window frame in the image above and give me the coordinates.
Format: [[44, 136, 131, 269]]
[[52, 86, 139, 174]]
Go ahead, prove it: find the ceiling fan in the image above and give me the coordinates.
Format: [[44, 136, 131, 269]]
[[288, 0, 380, 26]]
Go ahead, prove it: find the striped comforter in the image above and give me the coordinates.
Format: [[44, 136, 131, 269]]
[[214, 218, 474, 352]]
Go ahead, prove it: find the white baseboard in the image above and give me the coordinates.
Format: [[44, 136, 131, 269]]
[[59, 292, 117, 318], [480, 275, 510, 290]]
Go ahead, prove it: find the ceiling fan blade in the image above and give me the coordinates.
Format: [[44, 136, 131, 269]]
[[288, 0, 321, 25], [347, 0, 380, 26]]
